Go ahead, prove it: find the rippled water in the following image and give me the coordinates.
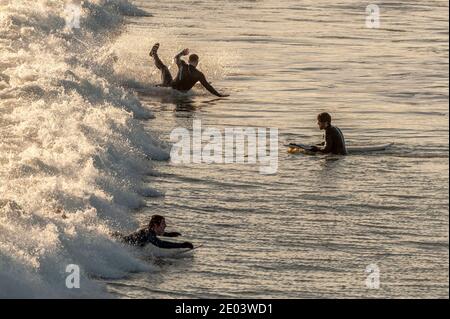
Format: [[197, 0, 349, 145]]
[[106, 0, 449, 298]]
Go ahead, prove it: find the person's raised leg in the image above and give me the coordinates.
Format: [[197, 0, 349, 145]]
[[150, 43, 173, 86]]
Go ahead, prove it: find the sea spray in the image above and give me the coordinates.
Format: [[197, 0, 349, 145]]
[[0, 0, 168, 297]]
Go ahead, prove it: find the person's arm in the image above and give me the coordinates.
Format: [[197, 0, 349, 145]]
[[316, 133, 325, 146], [163, 232, 182, 237], [310, 142, 324, 151], [152, 236, 193, 249], [146, 232, 192, 249], [199, 73, 226, 97], [174, 48, 189, 67], [319, 130, 334, 154]]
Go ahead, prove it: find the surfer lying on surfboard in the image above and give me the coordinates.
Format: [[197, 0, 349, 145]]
[[295, 112, 347, 155], [149, 43, 229, 98], [117, 215, 194, 249]]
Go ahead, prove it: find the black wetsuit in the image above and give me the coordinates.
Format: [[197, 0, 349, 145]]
[[152, 51, 222, 97], [121, 229, 191, 249], [315, 125, 348, 155]]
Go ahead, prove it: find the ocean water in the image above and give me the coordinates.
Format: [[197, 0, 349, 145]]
[[0, 0, 168, 298], [0, 0, 448, 298]]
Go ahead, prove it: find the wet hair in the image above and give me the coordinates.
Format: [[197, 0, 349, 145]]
[[189, 54, 199, 64], [317, 112, 332, 124], [148, 215, 165, 229]]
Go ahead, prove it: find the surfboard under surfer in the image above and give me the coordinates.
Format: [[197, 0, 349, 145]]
[[149, 43, 229, 98]]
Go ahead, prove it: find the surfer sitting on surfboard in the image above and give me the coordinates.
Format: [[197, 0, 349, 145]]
[[119, 215, 194, 249], [309, 112, 348, 155], [149, 43, 228, 97]]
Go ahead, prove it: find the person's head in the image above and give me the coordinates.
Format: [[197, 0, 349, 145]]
[[188, 54, 199, 67], [317, 112, 332, 130], [148, 215, 166, 235]]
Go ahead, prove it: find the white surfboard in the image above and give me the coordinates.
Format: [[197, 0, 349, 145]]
[[287, 143, 393, 154], [142, 244, 202, 258], [346, 143, 394, 153]]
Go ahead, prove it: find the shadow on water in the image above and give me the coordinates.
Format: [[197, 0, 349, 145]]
[[174, 97, 223, 115], [139, 90, 223, 116]]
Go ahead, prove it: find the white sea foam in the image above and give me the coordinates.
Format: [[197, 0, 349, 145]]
[[0, 0, 168, 298]]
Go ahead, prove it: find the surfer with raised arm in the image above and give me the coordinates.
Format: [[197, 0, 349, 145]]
[[119, 215, 194, 249], [149, 43, 228, 97]]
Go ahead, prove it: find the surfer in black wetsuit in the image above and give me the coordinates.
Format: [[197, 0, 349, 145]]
[[119, 215, 194, 249], [310, 112, 348, 155], [149, 43, 228, 97]]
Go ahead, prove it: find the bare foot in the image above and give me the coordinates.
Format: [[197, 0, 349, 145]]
[[149, 43, 160, 57]]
